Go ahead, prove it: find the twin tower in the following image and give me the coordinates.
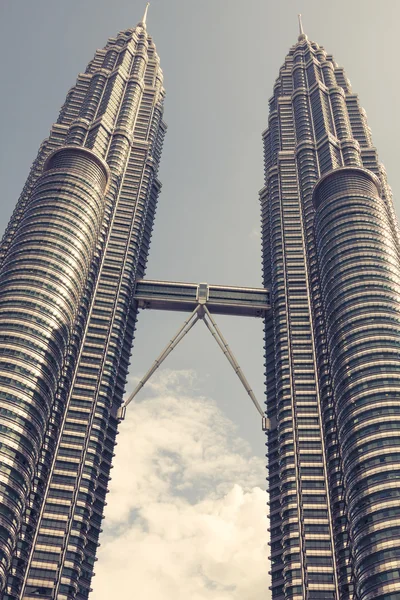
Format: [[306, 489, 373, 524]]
[[0, 8, 399, 600]]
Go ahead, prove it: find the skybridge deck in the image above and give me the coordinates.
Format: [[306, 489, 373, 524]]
[[133, 280, 270, 317]]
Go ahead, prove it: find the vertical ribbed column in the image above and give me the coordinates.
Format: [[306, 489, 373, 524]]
[[263, 36, 342, 600], [0, 147, 108, 593], [301, 54, 355, 600], [66, 71, 110, 146], [314, 167, 400, 600], [322, 60, 362, 169]]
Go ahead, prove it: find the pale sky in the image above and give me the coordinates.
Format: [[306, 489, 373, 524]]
[[0, 1, 400, 597]]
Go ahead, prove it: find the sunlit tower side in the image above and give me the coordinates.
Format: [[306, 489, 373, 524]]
[[0, 7, 166, 600]]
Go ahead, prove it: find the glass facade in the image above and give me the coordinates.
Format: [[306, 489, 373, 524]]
[[0, 15, 166, 600], [261, 30, 400, 600], [2, 12, 400, 600]]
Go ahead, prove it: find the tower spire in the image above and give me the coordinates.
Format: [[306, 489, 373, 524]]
[[298, 14, 304, 35], [297, 14, 307, 41], [141, 2, 150, 27]]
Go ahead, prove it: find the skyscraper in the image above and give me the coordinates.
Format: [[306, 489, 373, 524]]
[[3, 5, 400, 600], [261, 17, 400, 600], [0, 7, 166, 599]]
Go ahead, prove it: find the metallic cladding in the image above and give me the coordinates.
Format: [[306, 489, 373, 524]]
[[0, 18, 166, 600], [314, 168, 400, 600], [261, 31, 400, 600]]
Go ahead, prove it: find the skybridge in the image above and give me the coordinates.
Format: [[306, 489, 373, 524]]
[[133, 279, 270, 317], [118, 279, 271, 431]]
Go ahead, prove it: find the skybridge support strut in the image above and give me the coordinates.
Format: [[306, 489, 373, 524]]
[[201, 305, 266, 420], [117, 306, 201, 420], [117, 297, 270, 431]]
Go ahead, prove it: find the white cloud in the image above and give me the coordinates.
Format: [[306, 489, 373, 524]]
[[92, 369, 270, 600], [249, 226, 261, 241]]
